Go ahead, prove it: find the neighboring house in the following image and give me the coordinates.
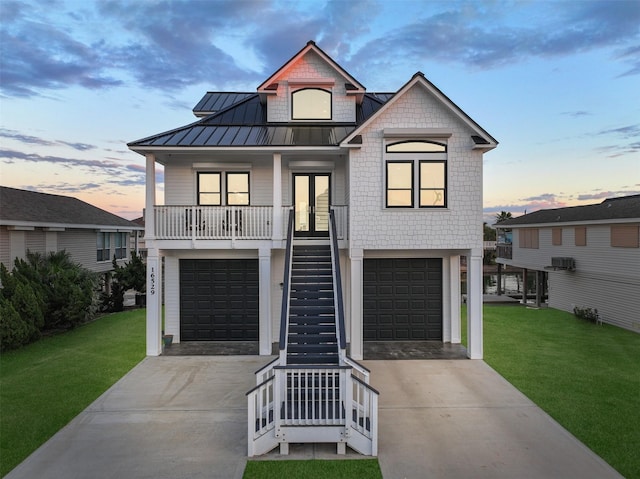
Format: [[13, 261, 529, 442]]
[[129, 40, 497, 360], [495, 195, 640, 332], [0, 186, 143, 287]]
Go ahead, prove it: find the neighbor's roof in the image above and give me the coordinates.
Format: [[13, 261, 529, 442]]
[[0, 186, 142, 230], [129, 92, 390, 151], [496, 195, 640, 227]]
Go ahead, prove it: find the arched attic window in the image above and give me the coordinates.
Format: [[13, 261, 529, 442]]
[[292, 88, 332, 120], [386, 140, 446, 153]]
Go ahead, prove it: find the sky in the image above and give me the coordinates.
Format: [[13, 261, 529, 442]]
[[1, 0, 639, 223]]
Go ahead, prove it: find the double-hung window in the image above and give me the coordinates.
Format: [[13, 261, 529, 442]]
[[197, 171, 250, 206], [385, 140, 447, 208], [114, 232, 127, 259], [97, 232, 110, 262]]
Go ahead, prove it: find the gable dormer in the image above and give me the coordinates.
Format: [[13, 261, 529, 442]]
[[257, 41, 366, 124]]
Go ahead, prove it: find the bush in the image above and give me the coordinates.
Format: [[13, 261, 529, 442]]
[[0, 251, 98, 350], [100, 252, 146, 312], [573, 306, 599, 323]]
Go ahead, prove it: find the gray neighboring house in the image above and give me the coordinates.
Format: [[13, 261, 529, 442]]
[[495, 195, 640, 332], [0, 186, 143, 287]]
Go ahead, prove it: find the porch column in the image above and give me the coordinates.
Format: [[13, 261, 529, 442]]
[[145, 153, 156, 240], [146, 252, 162, 356], [521, 268, 528, 304], [259, 247, 272, 355], [466, 250, 483, 359], [349, 249, 364, 360], [272, 153, 283, 241], [449, 255, 461, 344]]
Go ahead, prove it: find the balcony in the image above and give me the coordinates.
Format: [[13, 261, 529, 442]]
[[496, 244, 512, 260], [153, 205, 348, 241]]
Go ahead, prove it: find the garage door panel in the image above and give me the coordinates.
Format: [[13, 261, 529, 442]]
[[180, 259, 258, 341], [364, 258, 442, 341]]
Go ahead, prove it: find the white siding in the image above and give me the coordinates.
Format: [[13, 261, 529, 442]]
[[349, 84, 483, 251], [25, 230, 46, 255], [508, 224, 640, 332]]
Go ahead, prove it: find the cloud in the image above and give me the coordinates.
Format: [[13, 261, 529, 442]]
[[561, 111, 591, 117], [2, 0, 638, 99], [0, 128, 56, 146]]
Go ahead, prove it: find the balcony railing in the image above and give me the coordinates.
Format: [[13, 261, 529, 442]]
[[154, 205, 348, 241], [496, 244, 513, 259]]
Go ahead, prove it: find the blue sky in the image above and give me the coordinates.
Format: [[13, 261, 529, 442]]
[[1, 0, 638, 222]]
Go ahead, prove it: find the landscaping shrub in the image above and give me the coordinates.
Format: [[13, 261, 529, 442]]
[[100, 251, 145, 312], [573, 306, 599, 323], [0, 251, 98, 350]]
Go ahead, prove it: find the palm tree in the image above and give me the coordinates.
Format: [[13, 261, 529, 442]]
[[494, 211, 512, 224]]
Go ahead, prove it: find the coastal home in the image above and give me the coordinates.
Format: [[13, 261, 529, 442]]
[[0, 186, 143, 287], [495, 195, 640, 332], [128, 41, 497, 455]]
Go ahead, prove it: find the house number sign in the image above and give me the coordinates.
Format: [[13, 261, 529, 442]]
[[149, 266, 156, 295]]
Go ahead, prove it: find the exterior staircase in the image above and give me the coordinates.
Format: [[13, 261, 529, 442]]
[[247, 210, 379, 457]]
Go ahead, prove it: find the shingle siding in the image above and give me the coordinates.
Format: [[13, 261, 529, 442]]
[[349, 84, 482, 251]]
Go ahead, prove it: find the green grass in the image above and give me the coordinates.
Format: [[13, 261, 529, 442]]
[[0, 309, 145, 477], [466, 305, 640, 478], [243, 459, 382, 479]]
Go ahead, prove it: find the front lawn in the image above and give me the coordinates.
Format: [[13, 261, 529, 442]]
[[243, 459, 382, 479], [0, 309, 145, 477], [470, 305, 640, 479]]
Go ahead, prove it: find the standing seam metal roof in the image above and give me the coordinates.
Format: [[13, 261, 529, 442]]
[[129, 93, 390, 148]]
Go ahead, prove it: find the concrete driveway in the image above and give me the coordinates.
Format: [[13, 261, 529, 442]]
[[6, 356, 622, 479]]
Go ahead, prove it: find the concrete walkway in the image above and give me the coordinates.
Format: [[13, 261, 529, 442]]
[[6, 357, 622, 479]]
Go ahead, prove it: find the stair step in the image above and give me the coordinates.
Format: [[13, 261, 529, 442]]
[[289, 291, 334, 300], [288, 332, 337, 343], [287, 344, 338, 354], [288, 314, 335, 324], [288, 324, 336, 334], [289, 299, 334, 308], [286, 353, 339, 365], [290, 276, 333, 283], [289, 307, 335, 316]]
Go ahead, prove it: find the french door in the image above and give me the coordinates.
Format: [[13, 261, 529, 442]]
[[293, 173, 330, 237]]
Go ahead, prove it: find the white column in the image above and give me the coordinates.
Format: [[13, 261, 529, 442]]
[[272, 153, 283, 241], [146, 253, 162, 356], [349, 249, 364, 360], [145, 153, 156, 239], [466, 251, 483, 359], [449, 255, 461, 343], [259, 248, 272, 355]]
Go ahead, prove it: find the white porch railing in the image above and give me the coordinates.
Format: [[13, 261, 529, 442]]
[[247, 365, 378, 456], [154, 205, 273, 240], [279, 205, 348, 240]]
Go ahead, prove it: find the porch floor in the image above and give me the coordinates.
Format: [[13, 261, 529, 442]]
[[363, 341, 467, 360], [161, 340, 468, 359]]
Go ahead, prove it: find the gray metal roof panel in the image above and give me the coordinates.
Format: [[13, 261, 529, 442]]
[[193, 92, 254, 114]]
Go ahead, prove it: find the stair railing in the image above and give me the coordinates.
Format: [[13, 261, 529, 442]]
[[329, 209, 347, 361], [278, 209, 295, 364]]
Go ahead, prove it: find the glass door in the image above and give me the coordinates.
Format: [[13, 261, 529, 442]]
[[294, 173, 330, 237]]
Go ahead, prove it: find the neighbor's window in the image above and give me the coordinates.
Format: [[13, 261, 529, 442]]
[[292, 88, 331, 120], [198, 172, 221, 205], [611, 225, 639, 248], [97, 232, 110, 262], [575, 227, 587, 246], [114, 232, 127, 259], [385, 140, 447, 208], [519, 228, 539, 249], [552, 227, 562, 246]]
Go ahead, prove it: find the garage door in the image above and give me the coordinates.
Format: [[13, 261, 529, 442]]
[[180, 259, 259, 341], [364, 258, 442, 340]]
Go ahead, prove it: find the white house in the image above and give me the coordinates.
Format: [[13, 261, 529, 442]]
[[129, 41, 497, 455], [495, 195, 640, 332], [0, 186, 143, 284], [129, 40, 496, 359]]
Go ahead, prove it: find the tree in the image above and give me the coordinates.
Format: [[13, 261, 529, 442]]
[[494, 211, 512, 224], [483, 222, 496, 241], [101, 251, 146, 312]]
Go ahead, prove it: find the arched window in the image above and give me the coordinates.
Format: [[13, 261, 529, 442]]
[[385, 140, 447, 208], [292, 88, 331, 120]]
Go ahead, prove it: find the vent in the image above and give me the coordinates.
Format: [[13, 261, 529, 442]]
[[549, 257, 575, 271]]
